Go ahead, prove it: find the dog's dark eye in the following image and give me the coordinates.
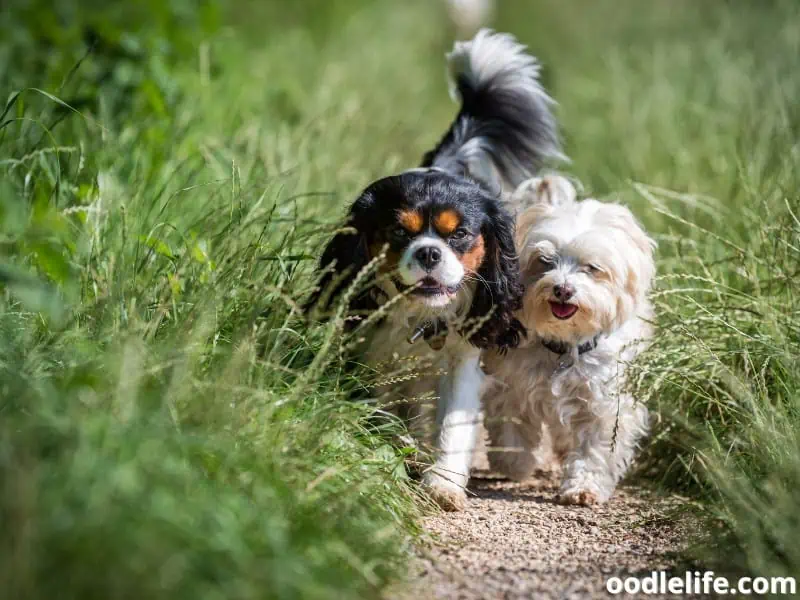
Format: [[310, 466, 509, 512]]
[[583, 263, 601, 275], [450, 228, 469, 240], [390, 226, 409, 240]]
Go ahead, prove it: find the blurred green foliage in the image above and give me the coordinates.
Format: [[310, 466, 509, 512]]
[[1, 2, 427, 599]]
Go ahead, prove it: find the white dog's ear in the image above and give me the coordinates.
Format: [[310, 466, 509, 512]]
[[605, 204, 657, 300], [511, 175, 577, 208], [606, 204, 657, 258]]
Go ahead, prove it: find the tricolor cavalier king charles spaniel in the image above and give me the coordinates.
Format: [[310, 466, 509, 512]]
[[308, 30, 563, 510]]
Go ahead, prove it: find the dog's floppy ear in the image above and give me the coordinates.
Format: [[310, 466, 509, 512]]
[[464, 200, 526, 350], [305, 192, 376, 315], [604, 204, 658, 303]]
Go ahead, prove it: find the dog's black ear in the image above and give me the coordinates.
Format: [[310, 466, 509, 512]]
[[464, 200, 526, 350], [305, 192, 377, 316]]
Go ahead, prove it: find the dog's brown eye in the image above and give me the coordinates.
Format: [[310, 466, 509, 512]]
[[584, 263, 601, 274], [391, 226, 409, 240], [538, 255, 555, 267], [450, 228, 469, 240]]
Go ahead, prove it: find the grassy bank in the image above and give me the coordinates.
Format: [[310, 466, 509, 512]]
[[1, 0, 799, 597], [0, 1, 447, 598]]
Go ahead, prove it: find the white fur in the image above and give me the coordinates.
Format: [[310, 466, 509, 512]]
[[364, 293, 480, 512], [510, 173, 578, 209], [447, 30, 545, 105], [399, 235, 465, 308], [483, 175, 656, 505], [421, 344, 483, 508]]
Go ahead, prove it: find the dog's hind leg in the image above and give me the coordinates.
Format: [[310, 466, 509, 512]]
[[485, 409, 541, 481]]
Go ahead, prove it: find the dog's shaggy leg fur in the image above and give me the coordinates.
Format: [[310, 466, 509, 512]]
[[558, 394, 649, 505]]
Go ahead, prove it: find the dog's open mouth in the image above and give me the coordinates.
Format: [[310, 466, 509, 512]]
[[550, 301, 578, 320], [392, 276, 459, 298], [411, 277, 459, 297]]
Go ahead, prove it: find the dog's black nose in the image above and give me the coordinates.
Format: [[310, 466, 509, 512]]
[[414, 246, 442, 271], [553, 283, 575, 301]]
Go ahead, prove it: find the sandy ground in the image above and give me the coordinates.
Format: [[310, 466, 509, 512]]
[[397, 446, 692, 600]]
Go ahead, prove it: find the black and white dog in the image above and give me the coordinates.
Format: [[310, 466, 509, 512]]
[[308, 30, 563, 510]]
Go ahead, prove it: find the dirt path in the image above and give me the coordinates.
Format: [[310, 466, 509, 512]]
[[403, 451, 689, 600]]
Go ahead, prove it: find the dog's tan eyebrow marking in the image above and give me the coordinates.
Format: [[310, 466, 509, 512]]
[[397, 209, 424, 233], [433, 209, 461, 236]]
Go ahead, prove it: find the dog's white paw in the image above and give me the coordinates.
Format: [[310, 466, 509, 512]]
[[422, 472, 468, 512], [558, 489, 601, 506], [559, 479, 610, 506]]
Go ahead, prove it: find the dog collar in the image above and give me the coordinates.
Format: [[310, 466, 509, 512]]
[[407, 319, 448, 351], [542, 337, 598, 356]]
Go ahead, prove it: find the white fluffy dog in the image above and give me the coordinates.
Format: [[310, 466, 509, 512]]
[[483, 175, 656, 505]]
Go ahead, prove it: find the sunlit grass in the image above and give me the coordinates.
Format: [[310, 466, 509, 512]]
[[1, 0, 800, 596]]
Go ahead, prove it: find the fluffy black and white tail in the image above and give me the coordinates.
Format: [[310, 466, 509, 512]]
[[421, 29, 565, 194]]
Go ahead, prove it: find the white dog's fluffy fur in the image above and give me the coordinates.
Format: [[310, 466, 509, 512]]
[[483, 175, 656, 505]]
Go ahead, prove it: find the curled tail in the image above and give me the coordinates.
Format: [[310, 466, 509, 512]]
[[422, 29, 566, 194]]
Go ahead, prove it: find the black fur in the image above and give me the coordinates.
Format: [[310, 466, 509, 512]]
[[421, 61, 561, 193], [306, 171, 524, 349], [307, 31, 563, 351], [464, 197, 525, 350], [304, 189, 379, 322]]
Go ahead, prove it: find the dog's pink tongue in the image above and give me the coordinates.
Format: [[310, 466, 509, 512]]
[[550, 302, 578, 319]]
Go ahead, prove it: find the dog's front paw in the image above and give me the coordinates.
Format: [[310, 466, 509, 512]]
[[421, 472, 468, 512], [558, 489, 600, 506], [559, 479, 610, 506]]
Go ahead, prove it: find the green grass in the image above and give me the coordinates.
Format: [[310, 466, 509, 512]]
[[1, 0, 800, 597], [0, 2, 440, 598]]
